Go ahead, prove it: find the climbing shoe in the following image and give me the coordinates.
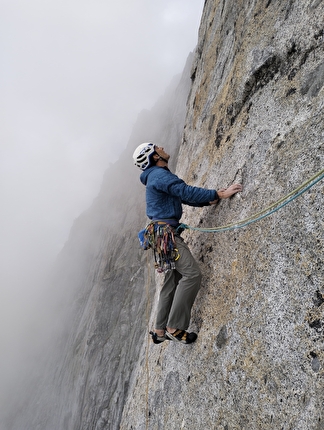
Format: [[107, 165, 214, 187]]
[[165, 329, 197, 344], [149, 331, 168, 344]]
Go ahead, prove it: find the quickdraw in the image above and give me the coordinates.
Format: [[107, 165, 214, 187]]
[[139, 222, 180, 273]]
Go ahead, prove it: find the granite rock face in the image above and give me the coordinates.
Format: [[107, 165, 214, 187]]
[[120, 1, 324, 429]]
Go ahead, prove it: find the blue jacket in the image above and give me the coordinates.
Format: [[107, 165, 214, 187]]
[[140, 166, 218, 222]]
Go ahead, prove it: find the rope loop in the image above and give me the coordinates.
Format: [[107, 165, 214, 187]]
[[179, 168, 324, 234]]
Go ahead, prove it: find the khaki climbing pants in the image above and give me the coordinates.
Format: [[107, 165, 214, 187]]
[[155, 235, 202, 331]]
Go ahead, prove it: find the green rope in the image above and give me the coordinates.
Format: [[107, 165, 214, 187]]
[[179, 167, 324, 233]]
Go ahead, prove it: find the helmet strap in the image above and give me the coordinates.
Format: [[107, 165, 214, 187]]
[[158, 155, 168, 164]]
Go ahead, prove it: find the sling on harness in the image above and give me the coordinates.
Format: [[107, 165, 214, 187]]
[[138, 222, 180, 273]]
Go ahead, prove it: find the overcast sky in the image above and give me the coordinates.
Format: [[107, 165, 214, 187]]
[[0, 0, 204, 407]]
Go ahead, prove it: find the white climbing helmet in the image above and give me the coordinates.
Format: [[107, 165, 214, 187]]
[[133, 142, 156, 170]]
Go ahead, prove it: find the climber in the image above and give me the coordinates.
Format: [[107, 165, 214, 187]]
[[133, 142, 242, 344]]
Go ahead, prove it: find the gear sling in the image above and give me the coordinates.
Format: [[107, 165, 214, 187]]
[[138, 221, 180, 273]]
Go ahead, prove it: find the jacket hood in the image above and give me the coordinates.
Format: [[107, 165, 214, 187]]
[[140, 166, 155, 185]]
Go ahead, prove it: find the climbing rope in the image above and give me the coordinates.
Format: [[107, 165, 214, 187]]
[[178, 168, 324, 233]]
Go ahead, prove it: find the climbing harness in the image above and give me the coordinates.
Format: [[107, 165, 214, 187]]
[[177, 168, 324, 234], [139, 222, 180, 272]]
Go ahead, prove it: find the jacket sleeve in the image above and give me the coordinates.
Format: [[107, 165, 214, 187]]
[[182, 199, 217, 208], [154, 170, 218, 204]]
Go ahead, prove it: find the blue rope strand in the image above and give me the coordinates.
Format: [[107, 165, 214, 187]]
[[179, 170, 324, 234]]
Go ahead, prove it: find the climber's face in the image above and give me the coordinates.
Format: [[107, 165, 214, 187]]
[[155, 146, 170, 161]]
